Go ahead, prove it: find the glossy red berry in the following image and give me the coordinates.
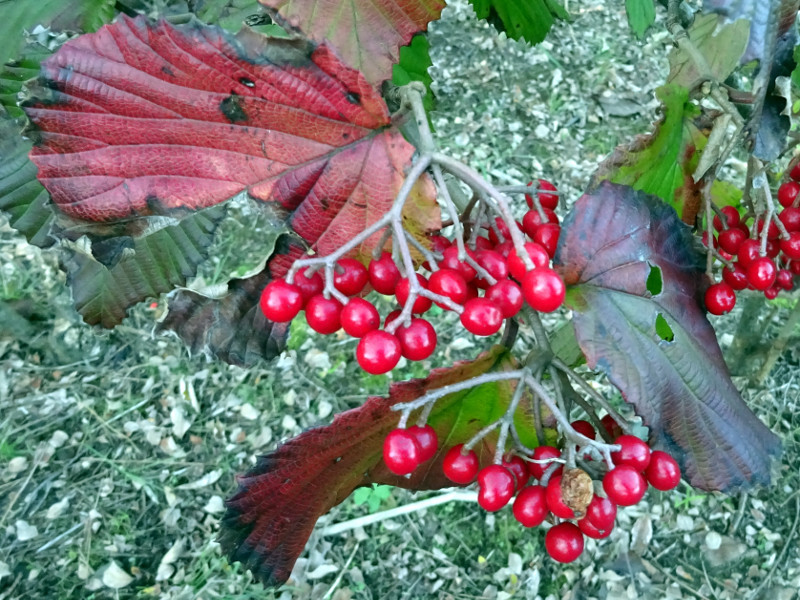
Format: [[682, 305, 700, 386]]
[[293, 268, 324, 302], [765, 285, 780, 299], [304, 294, 343, 334], [790, 162, 800, 182], [526, 179, 559, 210], [570, 420, 596, 441], [383, 429, 420, 475], [611, 435, 652, 471], [780, 207, 800, 232], [522, 268, 565, 313], [443, 444, 480, 484], [512, 485, 548, 527], [369, 253, 401, 295], [528, 446, 562, 479], [341, 298, 380, 337], [407, 425, 438, 463], [645, 450, 681, 491], [534, 223, 561, 257], [460, 298, 504, 336], [736, 239, 760, 269], [777, 269, 794, 291], [713, 206, 740, 231], [718, 227, 747, 254], [334, 258, 368, 296], [473, 236, 494, 251], [260, 280, 304, 322], [778, 181, 800, 207], [440, 246, 477, 282], [356, 330, 402, 375], [474, 249, 509, 288], [545, 522, 584, 563], [396, 274, 433, 314], [722, 263, 749, 290], [746, 256, 777, 291], [522, 208, 559, 239], [507, 242, 550, 280], [485, 279, 524, 318], [704, 282, 736, 315], [578, 516, 613, 539], [477, 465, 516, 512], [502, 455, 530, 490], [584, 495, 617, 530], [487, 216, 515, 245], [395, 317, 437, 361], [603, 465, 647, 506], [428, 268, 468, 307], [545, 474, 576, 519], [780, 232, 800, 260], [600, 415, 623, 440]]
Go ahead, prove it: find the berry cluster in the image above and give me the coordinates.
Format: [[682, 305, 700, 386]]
[[704, 165, 800, 315], [383, 417, 680, 564], [259, 180, 567, 375]]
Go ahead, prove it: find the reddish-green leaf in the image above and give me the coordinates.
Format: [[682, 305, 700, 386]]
[[259, 0, 445, 86], [220, 347, 552, 586], [555, 182, 781, 492]]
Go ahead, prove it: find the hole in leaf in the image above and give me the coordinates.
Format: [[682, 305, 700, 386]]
[[646, 263, 663, 296], [655, 313, 674, 342]]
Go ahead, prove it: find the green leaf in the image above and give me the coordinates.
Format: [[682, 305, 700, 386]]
[[555, 182, 781, 492], [393, 34, 434, 112], [352, 487, 371, 505], [221, 347, 554, 586], [667, 14, 749, 88], [625, 0, 655, 39], [191, 0, 267, 32], [468, 0, 567, 45], [550, 320, 584, 367], [592, 84, 708, 225], [61, 205, 228, 328], [0, 119, 53, 247], [0, 47, 48, 119]]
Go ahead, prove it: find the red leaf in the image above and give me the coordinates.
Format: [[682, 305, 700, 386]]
[[23, 16, 438, 267], [260, 0, 446, 86], [220, 347, 551, 586]]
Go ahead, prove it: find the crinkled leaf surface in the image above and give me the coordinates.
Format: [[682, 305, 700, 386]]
[[703, 0, 799, 65], [259, 0, 445, 86], [221, 347, 552, 586], [554, 182, 781, 492], [191, 0, 263, 31], [592, 85, 708, 225], [667, 14, 749, 88], [0, 47, 49, 119], [22, 16, 438, 335], [468, 0, 567, 45], [625, 0, 656, 39]]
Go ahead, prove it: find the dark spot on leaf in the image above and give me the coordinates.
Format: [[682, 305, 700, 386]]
[[220, 93, 248, 123], [342, 133, 350, 140], [345, 92, 360, 105], [353, 202, 367, 209], [239, 77, 255, 88], [161, 65, 175, 77], [320, 197, 329, 210], [655, 313, 674, 342], [646, 263, 663, 295]]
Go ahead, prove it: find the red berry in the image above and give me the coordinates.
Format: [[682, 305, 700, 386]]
[[778, 181, 800, 207], [304, 294, 343, 334], [570, 420, 596, 440], [534, 223, 561, 257], [645, 450, 681, 491], [777, 269, 794, 291], [718, 227, 747, 254], [792, 260, 800, 275], [780, 207, 800, 232], [485, 279, 524, 318], [584, 495, 617, 530], [293, 268, 324, 302], [440, 246, 477, 282], [494, 240, 513, 258], [473, 236, 494, 251], [713, 206, 740, 231], [396, 274, 433, 314], [545, 474, 576, 519], [578, 517, 613, 539], [383, 429, 421, 475], [260, 280, 303, 322], [422, 235, 451, 270], [528, 446, 562, 480], [356, 330, 402, 375], [512, 485, 548, 527], [442, 445, 480, 484], [603, 465, 647, 506], [722, 263, 749, 290], [334, 258, 368, 296], [460, 298, 504, 336], [369, 253, 401, 295], [395, 317, 437, 361], [746, 256, 777, 291], [526, 179, 559, 210], [487, 216, 515, 245], [737, 239, 760, 269], [704, 282, 736, 315], [522, 268, 565, 313], [341, 298, 380, 337], [765, 285, 781, 299], [502, 455, 530, 490], [407, 425, 438, 463], [545, 522, 584, 563], [507, 242, 550, 280], [477, 465, 516, 511], [428, 268, 468, 307], [610, 435, 651, 471], [600, 415, 623, 440], [474, 249, 509, 288], [780, 232, 800, 260], [791, 162, 800, 182], [522, 208, 559, 239]]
